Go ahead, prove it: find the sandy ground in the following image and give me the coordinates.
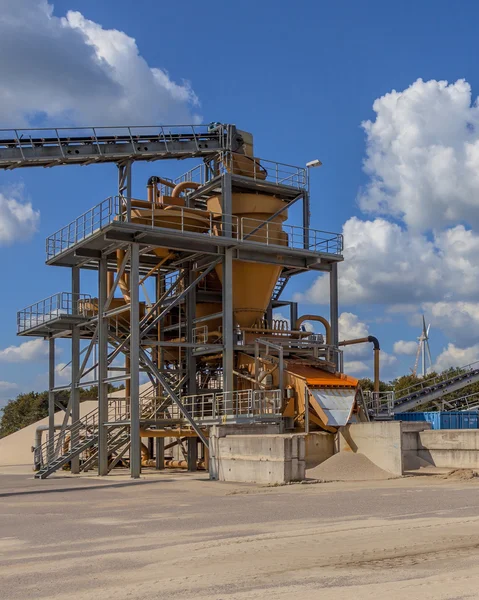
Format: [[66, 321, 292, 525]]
[[2, 471, 479, 599]]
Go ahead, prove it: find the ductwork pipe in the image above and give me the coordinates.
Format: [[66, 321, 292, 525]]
[[295, 315, 331, 345], [147, 176, 176, 204], [338, 336, 381, 392], [171, 181, 201, 198]]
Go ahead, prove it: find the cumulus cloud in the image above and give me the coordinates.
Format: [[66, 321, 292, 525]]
[[296, 218, 479, 305], [393, 340, 418, 355], [0, 1, 200, 126], [0, 188, 39, 245], [344, 361, 369, 375], [433, 343, 479, 372], [0, 339, 49, 362], [359, 78, 479, 231]]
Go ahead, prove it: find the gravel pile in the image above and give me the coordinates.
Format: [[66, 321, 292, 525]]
[[306, 451, 395, 481]]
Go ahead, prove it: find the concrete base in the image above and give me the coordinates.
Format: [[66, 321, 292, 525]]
[[305, 432, 334, 468], [418, 429, 479, 469], [401, 421, 433, 470], [339, 422, 404, 476], [209, 426, 305, 484]]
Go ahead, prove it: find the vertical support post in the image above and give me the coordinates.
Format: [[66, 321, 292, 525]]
[[222, 173, 234, 393], [130, 243, 141, 479], [254, 341, 259, 389], [304, 388, 310, 434], [118, 161, 132, 221], [186, 263, 197, 396], [329, 263, 339, 368], [187, 437, 198, 472], [70, 266, 80, 474], [155, 437, 165, 470], [98, 257, 109, 476], [48, 337, 55, 462], [266, 303, 273, 329], [290, 302, 298, 331], [302, 190, 310, 250]]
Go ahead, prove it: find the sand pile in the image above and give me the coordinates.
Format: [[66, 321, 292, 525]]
[[440, 468, 477, 480], [306, 451, 395, 482]]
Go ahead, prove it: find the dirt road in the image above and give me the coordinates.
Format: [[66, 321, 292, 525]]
[[1, 472, 479, 599]]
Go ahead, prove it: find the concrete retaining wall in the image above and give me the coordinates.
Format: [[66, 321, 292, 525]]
[[209, 427, 305, 484], [418, 429, 479, 469], [401, 421, 432, 470], [339, 422, 403, 476], [305, 432, 334, 468]]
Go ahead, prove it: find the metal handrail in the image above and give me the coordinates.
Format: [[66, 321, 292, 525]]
[[17, 292, 93, 333], [396, 360, 479, 401], [45, 195, 343, 259], [175, 151, 308, 190]]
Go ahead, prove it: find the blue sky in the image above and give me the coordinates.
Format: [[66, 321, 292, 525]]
[[2, 0, 479, 405]]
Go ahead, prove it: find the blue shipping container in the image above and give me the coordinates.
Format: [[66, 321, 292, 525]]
[[394, 411, 479, 430]]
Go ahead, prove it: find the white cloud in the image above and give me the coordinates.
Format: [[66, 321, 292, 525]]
[[296, 218, 479, 305], [0, 188, 39, 245], [380, 351, 398, 367], [0, 1, 199, 126], [0, 381, 19, 400], [359, 78, 479, 232], [393, 340, 418, 355], [55, 362, 71, 382], [0, 339, 49, 363], [433, 343, 479, 372], [344, 361, 369, 375], [338, 312, 370, 359], [421, 301, 479, 348]]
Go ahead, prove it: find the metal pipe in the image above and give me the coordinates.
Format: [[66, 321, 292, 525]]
[[338, 336, 381, 392], [171, 181, 201, 198], [295, 314, 331, 344]]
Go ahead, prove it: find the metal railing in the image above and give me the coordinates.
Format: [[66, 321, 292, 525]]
[[46, 196, 343, 259], [46, 196, 122, 258], [17, 292, 93, 333], [395, 360, 479, 401], [237, 216, 343, 253], [175, 389, 282, 422], [364, 391, 396, 417], [175, 151, 308, 190], [0, 124, 231, 169]]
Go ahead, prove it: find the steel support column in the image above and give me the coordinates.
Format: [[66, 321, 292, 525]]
[[129, 243, 141, 478], [98, 257, 109, 476], [186, 263, 197, 396], [48, 337, 55, 462], [222, 173, 234, 392], [187, 437, 198, 472], [329, 262, 339, 368], [302, 190, 310, 250], [155, 438, 165, 470], [70, 266, 80, 473]]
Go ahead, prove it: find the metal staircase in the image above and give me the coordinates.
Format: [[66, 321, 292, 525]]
[[272, 275, 289, 301], [34, 388, 161, 479]]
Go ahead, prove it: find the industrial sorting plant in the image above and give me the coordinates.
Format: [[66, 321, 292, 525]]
[[2, 123, 382, 481]]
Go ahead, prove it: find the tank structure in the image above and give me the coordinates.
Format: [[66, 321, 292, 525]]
[[3, 123, 368, 479]]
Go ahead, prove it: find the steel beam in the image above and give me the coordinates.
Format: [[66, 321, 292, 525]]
[[155, 438, 165, 470], [70, 266, 80, 474], [330, 262, 339, 368], [98, 257, 109, 476], [129, 243, 141, 478], [222, 173, 234, 393], [48, 337, 55, 462]]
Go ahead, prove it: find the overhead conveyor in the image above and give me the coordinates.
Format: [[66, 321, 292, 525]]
[[0, 123, 243, 169]]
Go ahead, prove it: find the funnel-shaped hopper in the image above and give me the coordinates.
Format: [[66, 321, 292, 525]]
[[215, 261, 282, 328], [207, 192, 288, 329]]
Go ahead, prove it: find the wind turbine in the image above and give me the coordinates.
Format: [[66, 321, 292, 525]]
[[412, 316, 433, 377]]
